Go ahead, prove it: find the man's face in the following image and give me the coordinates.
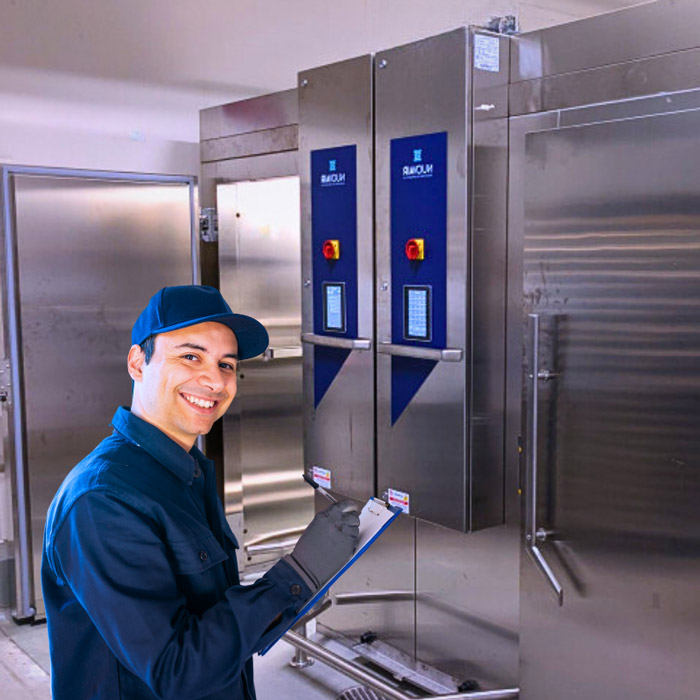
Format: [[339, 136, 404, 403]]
[[128, 321, 239, 450]]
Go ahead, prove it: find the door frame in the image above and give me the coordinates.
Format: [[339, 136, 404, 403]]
[[0, 165, 197, 621]]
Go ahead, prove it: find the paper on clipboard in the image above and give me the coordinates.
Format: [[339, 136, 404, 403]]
[[259, 497, 402, 655]]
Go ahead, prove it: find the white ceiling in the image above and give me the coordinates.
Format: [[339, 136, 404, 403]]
[[0, 0, 652, 170], [1, 0, 650, 98]]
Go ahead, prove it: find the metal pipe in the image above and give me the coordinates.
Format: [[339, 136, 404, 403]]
[[301, 333, 372, 351], [283, 631, 519, 700], [334, 590, 414, 604]]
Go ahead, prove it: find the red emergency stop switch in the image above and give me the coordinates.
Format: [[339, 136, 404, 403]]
[[405, 238, 425, 261], [322, 239, 340, 260]]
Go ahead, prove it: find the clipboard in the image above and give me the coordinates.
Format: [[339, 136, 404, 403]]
[[259, 497, 402, 655]]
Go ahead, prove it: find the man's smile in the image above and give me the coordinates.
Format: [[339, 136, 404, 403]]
[[180, 391, 220, 412]]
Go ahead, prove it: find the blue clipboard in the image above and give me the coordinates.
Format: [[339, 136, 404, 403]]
[[259, 497, 402, 655]]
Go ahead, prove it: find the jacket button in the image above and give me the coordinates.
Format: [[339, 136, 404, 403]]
[[290, 584, 302, 596], [199, 550, 208, 561]]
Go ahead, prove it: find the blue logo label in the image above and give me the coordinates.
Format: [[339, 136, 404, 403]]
[[321, 159, 346, 187], [400, 146, 434, 180]]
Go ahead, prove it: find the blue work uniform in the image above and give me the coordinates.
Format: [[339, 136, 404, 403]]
[[42, 407, 312, 700]]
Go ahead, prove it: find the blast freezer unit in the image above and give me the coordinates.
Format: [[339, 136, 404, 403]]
[[375, 28, 510, 531], [510, 1, 700, 698], [299, 56, 375, 503]]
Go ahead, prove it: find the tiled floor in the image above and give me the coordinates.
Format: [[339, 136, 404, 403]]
[[0, 610, 362, 700]]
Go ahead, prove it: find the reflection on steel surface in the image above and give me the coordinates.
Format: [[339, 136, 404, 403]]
[[7, 173, 194, 619], [352, 639, 462, 694], [520, 97, 700, 700], [285, 631, 520, 700], [217, 176, 313, 562]]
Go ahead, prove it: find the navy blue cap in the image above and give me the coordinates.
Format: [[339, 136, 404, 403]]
[[131, 285, 269, 360]]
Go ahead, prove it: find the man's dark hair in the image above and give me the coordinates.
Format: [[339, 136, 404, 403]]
[[140, 335, 156, 364]]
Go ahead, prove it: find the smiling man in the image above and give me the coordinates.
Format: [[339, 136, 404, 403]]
[[41, 285, 360, 700]]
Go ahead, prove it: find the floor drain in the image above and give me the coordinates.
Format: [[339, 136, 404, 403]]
[[336, 687, 387, 700]]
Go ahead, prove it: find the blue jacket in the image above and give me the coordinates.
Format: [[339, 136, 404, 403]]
[[42, 407, 311, 699]]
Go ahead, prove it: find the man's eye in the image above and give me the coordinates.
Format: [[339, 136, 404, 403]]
[[182, 354, 198, 361], [220, 362, 236, 372]]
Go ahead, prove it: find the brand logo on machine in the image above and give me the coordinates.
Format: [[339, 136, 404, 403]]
[[321, 158, 346, 187], [402, 148, 434, 180]]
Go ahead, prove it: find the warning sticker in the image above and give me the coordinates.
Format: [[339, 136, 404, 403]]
[[387, 488, 410, 514], [312, 466, 332, 490], [474, 34, 500, 73]]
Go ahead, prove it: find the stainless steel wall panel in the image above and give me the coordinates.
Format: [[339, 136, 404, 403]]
[[558, 86, 700, 128], [200, 125, 298, 163], [506, 111, 558, 528], [200, 152, 298, 208], [520, 107, 700, 700], [415, 520, 519, 690], [299, 56, 374, 502], [320, 500, 416, 658], [200, 90, 298, 142], [510, 46, 700, 117], [469, 34, 510, 530], [217, 178, 311, 567], [7, 173, 194, 617], [510, 0, 698, 83]]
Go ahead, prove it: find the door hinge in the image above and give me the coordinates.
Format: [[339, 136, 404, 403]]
[[0, 358, 12, 407], [199, 207, 218, 243]]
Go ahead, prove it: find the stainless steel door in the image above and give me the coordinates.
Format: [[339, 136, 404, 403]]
[[3, 170, 195, 619], [375, 29, 509, 532], [521, 109, 700, 700], [299, 55, 375, 504], [217, 177, 312, 571]]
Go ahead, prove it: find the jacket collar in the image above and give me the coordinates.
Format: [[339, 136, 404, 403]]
[[111, 406, 211, 485]]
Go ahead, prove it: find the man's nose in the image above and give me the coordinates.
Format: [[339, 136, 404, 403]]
[[197, 366, 226, 393]]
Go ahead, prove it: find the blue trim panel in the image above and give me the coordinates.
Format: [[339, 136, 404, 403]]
[[311, 145, 358, 407], [390, 132, 448, 349], [311, 145, 358, 338], [314, 345, 351, 408], [391, 355, 438, 425]]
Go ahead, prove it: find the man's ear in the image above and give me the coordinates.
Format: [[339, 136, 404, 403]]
[[127, 344, 146, 382]]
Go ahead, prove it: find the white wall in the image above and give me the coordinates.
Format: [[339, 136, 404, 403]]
[[0, 0, 651, 175]]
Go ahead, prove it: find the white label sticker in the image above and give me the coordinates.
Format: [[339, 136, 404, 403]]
[[474, 34, 500, 73], [387, 488, 410, 514], [312, 466, 332, 490]]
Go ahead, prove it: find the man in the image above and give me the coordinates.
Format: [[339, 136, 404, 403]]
[[42, 285, 360, 699]]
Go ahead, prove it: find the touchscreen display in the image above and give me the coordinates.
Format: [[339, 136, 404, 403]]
[[404, 285, 431, 341], [323, 282, 346, 333]]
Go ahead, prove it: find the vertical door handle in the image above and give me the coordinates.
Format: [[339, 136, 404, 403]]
[[526, 313, 564, 606]]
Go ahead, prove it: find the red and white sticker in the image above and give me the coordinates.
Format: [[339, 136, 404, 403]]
[[312, 466, 332, 490], [387, 488, 410, 514]]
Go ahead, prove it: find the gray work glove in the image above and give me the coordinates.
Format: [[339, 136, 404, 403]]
[[283, 500, 360, 591]]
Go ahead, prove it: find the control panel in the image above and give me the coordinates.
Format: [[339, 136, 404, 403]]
[[311, 145, 358, 339], [390, 132, 447, 350]]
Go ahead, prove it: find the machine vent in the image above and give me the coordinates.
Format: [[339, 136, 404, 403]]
[[336, 687, 388, 700]]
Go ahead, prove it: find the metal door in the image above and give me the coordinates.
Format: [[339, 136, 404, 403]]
[[217, 177, 311, 571], [375, 28, 508, 532], [299, 55, 375, 504], [521, 108, 700, 700], [2, 168, 195, 620]]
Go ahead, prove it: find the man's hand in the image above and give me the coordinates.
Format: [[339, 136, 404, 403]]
[[283, 501, 360, 591]]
